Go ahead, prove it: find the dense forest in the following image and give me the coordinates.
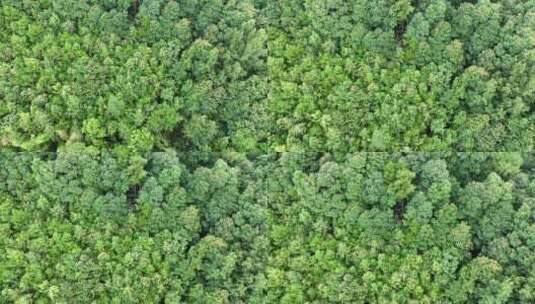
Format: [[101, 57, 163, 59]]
[[0, 0, 533, 303]]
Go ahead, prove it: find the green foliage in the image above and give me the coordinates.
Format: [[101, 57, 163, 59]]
[[0, 0, 533, 303], [0, 0, 268, 156], [266, 0, 534, 153], [2, 0, 533, 154], [1, 151, 534, 302]]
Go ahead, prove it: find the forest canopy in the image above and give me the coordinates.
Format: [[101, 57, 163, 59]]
[[1, 150, 534, 302], [1, 0, 534, 153], [0, 0, 534, 303]]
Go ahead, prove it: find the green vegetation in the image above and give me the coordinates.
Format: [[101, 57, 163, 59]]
[[0, 0, 268, 155], [267, 0, 534, 152], [0, 0, 533, 303], [1, 0, 533, 153], [1, 151, 534, 302]]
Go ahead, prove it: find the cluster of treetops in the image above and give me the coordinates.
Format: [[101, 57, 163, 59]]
[[0, 0, 533, 303]]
